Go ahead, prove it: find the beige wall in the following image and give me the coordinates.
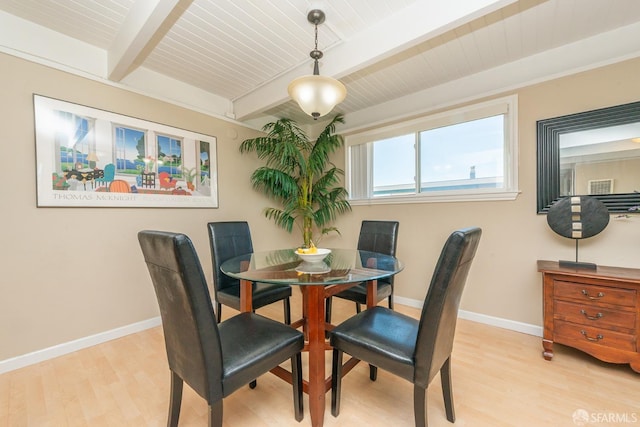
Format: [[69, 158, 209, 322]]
[[2, 51, 640, 363], [0, 52, 300, 361], [575, 158, 640, 194]]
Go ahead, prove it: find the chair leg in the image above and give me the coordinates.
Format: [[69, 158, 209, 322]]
[[208, 400, 223, 427], [413, 386, 427, 427], [249, 380, 257, 389], [369, 365, 377, 381], [325, 297, 333, 323], [284, 297, 291, 325], [331, 349, 344, 417], [216, 302, 222, 324], [291, 354, 304, 421], [440, 357, 455, 422], [167, 371, 183, 427], [388, 294, 394, 310], [355, 302, 361, 313]]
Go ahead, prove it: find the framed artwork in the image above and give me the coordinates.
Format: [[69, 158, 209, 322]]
[[34, 94, 218, 208]]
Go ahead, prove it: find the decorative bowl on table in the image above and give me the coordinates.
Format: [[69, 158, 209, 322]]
[[295, 248, 331, 273], [295, 247, 331, 263]]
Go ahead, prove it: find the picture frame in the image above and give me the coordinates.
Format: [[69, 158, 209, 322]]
[[34, 94, 218, 208]]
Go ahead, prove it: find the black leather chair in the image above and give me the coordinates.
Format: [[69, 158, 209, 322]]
[[207, 221, 292, 324], [138, 230, 304, 427], [326, 220, 399, 323], [329, 227, 482, 427]]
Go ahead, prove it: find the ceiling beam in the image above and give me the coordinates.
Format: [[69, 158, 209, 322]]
[[233, 0, 518, 121], [107, 0, 193, 81]]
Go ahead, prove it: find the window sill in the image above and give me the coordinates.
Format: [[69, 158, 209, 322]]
[[348, 190, 521, 206]]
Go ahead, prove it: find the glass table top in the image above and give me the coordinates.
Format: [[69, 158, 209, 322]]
[[220, 248, 403, 286]]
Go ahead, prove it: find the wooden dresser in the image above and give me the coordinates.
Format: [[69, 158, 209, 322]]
[[538, 260, 640, 373]]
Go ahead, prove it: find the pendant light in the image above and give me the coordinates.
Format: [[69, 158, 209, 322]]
[[287, 9, 346, 120]]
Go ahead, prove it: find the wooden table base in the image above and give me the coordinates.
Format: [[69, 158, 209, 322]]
[[240, 278, 377, 427]]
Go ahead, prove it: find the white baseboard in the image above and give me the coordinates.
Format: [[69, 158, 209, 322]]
[[1, 297, 544, 375], [0, 317, 161, 375], [394, 295, 543, 337]]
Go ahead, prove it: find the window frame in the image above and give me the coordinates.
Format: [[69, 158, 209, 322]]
[[345, 95, 519, 205], [113, 124, 147, 176], [156, 133, 184, 178]]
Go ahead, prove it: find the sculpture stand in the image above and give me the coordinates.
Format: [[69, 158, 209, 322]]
[[558, 240, 597, 270]]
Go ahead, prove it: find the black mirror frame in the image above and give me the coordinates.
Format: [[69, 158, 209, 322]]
[[537, 100, 640, 213]]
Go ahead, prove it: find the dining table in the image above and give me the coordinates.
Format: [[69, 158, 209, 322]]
[[65, 168, 103, 190], [220, 247, 403, 427]]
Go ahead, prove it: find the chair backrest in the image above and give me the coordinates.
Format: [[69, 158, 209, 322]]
[[138, 230, 223, 403], [357, 220, 399, 255], [109, 179, 130, 193], [207, 222, 254, 293], [413, 227, 482, 388], [103, 163, 115, 179], [357, 220, 399, 284]]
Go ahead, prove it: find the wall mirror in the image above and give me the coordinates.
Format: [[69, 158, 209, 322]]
[[537, 100, 640, 213]]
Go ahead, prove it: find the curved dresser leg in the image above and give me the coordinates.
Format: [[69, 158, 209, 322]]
[[542, 338, 554, 361]]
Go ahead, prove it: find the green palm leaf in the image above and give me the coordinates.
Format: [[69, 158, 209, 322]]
[[240, 115, 351, 246]]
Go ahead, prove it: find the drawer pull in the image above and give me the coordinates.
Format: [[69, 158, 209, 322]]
[[580, 330, 603, 342], [580, 309, 603, 320], [581, 289, 604, 300]]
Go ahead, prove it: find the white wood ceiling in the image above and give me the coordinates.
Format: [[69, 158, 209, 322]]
[[1, 0, 639, 130]]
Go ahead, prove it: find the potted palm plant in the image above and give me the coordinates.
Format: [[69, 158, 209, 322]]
[[239, 115, 351, 248], [181, 166, 197, 191]]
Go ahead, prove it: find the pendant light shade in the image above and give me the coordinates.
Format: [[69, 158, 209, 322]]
[[288, 9, 346, 120], [288, 75, 346, 119]]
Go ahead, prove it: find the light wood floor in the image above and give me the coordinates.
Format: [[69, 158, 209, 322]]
[[2, 291, 639, 427]]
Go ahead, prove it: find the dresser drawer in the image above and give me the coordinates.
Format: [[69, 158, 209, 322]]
[[554, 320, 636, 352], [554, 300, 636, 332], [554, 280, 636, 307]]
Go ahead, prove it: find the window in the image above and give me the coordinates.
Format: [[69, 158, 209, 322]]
[[55, 111, 95, 171], [114, 125, 146, 175], [157, 134, 183, 178], [346, 95, 518, 204]]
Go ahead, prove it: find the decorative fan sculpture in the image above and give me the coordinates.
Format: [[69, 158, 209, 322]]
[[546, 195, 609, 270]]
